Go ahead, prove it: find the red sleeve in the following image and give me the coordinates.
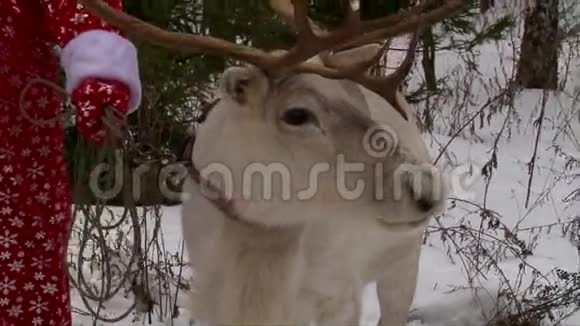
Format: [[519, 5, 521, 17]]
[[40, 0, 125, 48], [39, 0, 142, 113]]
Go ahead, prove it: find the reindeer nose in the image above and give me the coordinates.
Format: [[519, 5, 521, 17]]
[[400, 164, 447, 214], [416, 196, 437, 213]]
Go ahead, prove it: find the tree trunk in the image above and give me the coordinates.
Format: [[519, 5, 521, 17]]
[[516, 0, 560, 90], [479, 0, 495, 13], [421, 27, 437, 92]]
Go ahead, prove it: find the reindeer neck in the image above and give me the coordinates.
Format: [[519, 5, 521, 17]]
[[223, 216, 304, 251], [213, 216, 306, 325]]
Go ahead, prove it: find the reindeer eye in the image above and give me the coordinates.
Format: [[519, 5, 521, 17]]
[[281, 107, 316, 126]]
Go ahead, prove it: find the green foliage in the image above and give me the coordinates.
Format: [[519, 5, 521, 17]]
[[439, 0, 516, 49], [196, 0, 293, 70], [122, 0, 180, 26]]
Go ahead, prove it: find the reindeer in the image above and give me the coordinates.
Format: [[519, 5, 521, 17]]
[[79, 1, 466, 325]]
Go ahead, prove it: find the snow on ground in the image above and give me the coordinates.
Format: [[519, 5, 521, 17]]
[[69, 5, 580, 326]]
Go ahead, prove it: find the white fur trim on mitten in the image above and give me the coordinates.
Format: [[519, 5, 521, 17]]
[[60, 30, 142, 113]]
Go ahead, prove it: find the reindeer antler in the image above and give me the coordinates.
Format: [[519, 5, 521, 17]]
[[78, 0, 466, 120]]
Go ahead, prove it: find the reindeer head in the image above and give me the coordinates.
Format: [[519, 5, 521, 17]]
[[80, 0, 464, 228]]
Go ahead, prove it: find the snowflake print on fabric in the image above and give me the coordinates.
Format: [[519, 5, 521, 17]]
[[0, 231, 17, 249], [6, 304, 23, 319], [0, 277, 16, 296], [7, 260, 24, 273], [0, 1, 136, 325]]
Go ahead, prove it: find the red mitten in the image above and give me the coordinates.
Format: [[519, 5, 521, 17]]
[[71, 78, 131, 145]]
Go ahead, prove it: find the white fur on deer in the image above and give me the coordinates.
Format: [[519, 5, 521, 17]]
[[181, 45, 449, 326]]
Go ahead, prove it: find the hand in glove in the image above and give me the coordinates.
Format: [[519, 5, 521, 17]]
[[70, 78, 131, 145]]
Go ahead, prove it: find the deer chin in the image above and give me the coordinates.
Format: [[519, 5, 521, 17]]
[[223, 197, 313, 228], [376, 215, 432, 231], [372, 195, 445, 231]]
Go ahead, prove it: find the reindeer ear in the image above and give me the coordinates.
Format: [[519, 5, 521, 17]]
[[326, 43, 383, 68], [218, 66, 269, 106]]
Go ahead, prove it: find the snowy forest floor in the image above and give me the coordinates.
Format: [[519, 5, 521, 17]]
[[69, 5, 580, 326]]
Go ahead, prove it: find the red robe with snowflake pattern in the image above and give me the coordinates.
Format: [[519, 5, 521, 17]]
[[0, 1, 141, 325]]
